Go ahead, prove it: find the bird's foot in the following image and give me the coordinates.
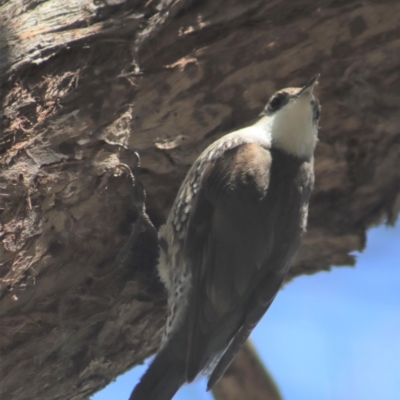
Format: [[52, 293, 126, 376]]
[[113, 152, 158, 270]]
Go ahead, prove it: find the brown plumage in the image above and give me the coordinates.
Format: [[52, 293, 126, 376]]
[[185, 143, 314, 384]]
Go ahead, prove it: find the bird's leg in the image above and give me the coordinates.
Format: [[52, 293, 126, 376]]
[[113, 153, 158, 271], [115, 151, 145, 218]]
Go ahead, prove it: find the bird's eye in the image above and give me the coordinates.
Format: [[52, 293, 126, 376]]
[[312, 101, 321, 121], [268, 95, 283, 112]]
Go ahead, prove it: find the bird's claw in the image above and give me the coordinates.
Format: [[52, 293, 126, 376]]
[[97, 152, 157, 277]]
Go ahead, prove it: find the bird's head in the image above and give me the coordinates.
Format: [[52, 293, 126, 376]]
[[260, 74, 321, 160]]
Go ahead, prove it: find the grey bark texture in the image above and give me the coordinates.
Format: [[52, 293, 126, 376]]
[[1, 1, 399, 399]]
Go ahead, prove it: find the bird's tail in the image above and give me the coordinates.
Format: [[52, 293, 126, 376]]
[[129, 338, 186, 400]]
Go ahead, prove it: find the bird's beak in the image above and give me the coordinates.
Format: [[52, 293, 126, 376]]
[[295, 74, 320, 98]]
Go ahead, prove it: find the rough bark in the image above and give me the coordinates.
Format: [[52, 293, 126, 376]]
[[0, 1, 399, 400]]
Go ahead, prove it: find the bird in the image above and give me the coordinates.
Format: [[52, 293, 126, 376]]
[[129, 75, 321, 400]]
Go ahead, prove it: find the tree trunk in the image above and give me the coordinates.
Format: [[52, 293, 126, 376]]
[[1, 1, 399, 399]]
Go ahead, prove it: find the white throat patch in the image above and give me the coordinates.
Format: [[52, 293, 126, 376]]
[[266, 96, 317, 159]]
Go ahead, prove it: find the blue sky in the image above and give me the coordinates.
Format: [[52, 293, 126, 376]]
[[92, 221, 400, 400]]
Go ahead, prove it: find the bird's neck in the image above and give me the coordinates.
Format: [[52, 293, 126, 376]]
[[256, 113, 317, 160]]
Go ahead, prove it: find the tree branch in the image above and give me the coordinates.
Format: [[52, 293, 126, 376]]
[[212, 340, 282, 400]]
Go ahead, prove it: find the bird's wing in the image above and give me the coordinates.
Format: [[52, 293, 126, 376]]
[[206, 268, 285, 389], [184, 143, 291, 381]]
